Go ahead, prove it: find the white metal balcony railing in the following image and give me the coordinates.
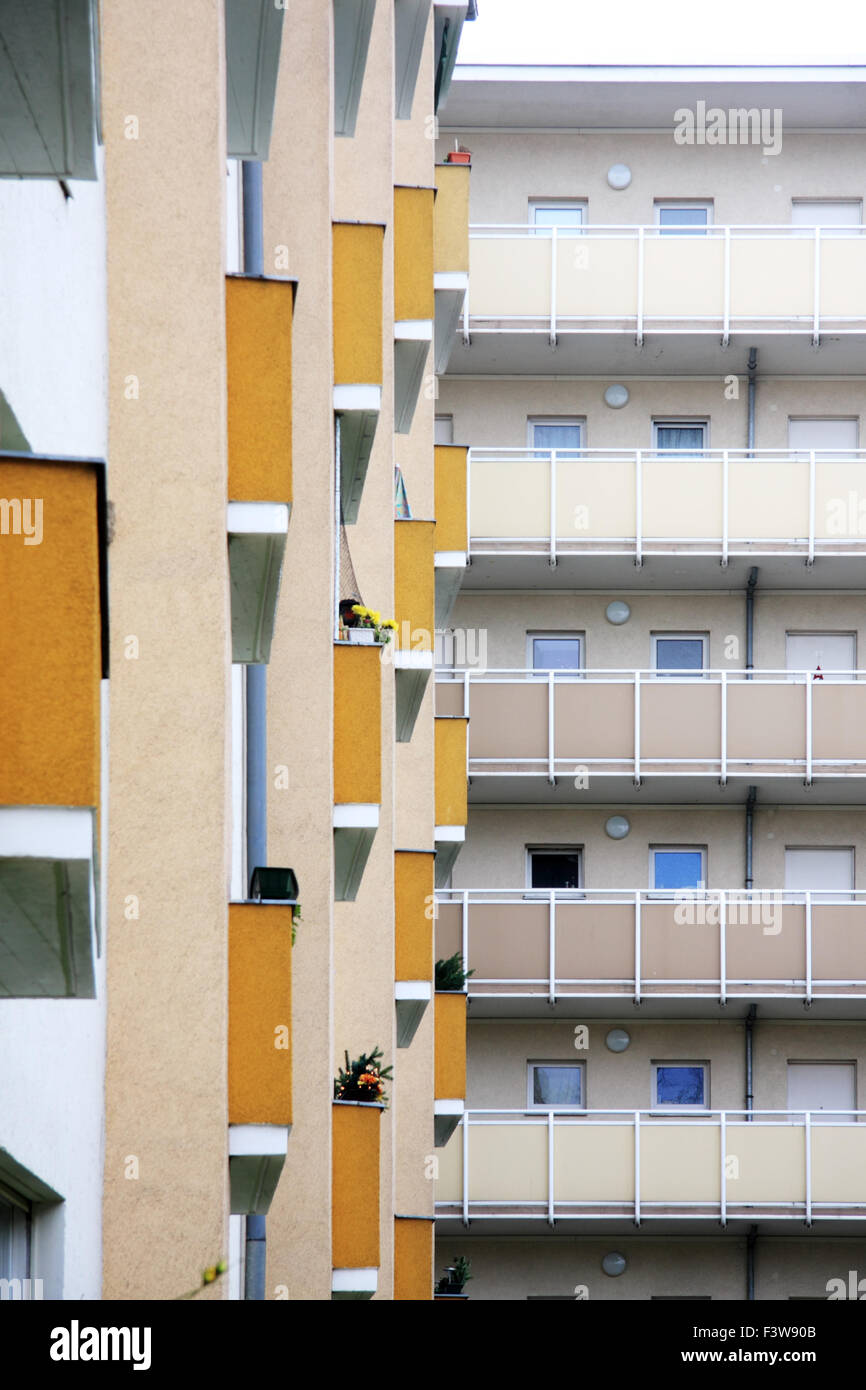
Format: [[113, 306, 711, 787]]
[[437, 1108, 866, 1226], [464, 223, 866, 346], [434, 888, 866, 1006], [466, 448, 866, 567], [435, 668, 866, 785]]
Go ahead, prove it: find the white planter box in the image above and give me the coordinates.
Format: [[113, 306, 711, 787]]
[[346, 628, 378, 645]]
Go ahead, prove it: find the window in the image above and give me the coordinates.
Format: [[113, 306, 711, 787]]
[[527, 846, 583, 890], [652, 632, 708, 675], [530, 200, 586, 235], [529, 633, 583, 671], [788, 417, 858, 459], [654, 200, 713, 235], [528, 417, 584, 456], [0, 1189, 31, 1285], [785, 847, 854, 903], [791, 200, 862, 236], [651, 846, 706, 892], [787, 1062, 856, 1122], [652, 1062, 709, 1110], [786, 632, 855, 681], [434, 414, 454, 445], [652, 420, 708, 455], [528, 1061, 585, 1109]]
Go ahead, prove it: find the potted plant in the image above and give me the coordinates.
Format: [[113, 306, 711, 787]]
[[339, 597, 397, 645], [334, 1047, 394, 1107], [435, 952, 474, 991], [435, 1255, 472, 1299], [445, 142, 471, 165]]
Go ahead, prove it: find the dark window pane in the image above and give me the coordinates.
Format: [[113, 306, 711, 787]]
[[656, 1066, 705, 1106], [653, 851, 703, 890], [655, 638, 703, 671], [531, 853, 582, 889], [533, 638, 581, 670], [658, 207, 709, 236]]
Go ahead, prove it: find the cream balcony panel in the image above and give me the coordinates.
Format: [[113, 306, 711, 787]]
[[642, 458, 723, 540], [558, 457, 636, 540], [813, 685, 866, 761], [469, 682, 548, 761], [724, 1124, 805, 1204], [556, 239, 639, 318], [726, 684, 804, 763], [641, 684, 721, 764], [553, 683, 634, 761], [641, 1127, 720, 1205], [470, 1124, 548, 1203], [470, 456, 549, 539], [642, 239, 724, 319], [728, 459, 810, 541], [820, 240, 866, 318], [729, 238, 813, 319], [554, 1125, 634, 1202], [469, 237, 551, 317], [436, 1127, 463, 1201], [813, 1129, 866, 1203]]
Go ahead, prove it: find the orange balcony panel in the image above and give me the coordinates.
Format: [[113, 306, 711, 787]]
[[395, 850, 435, 981], [226, 275, 294, 503], [0, 459, 101, 807], [434, 991, 467, 1101], [434, 163, 470, 274], [395, 185, 435, 322], [333, 221, 384, 386], [434, 445, 468, 553], [332, 1101, 382, 1269], [228, 903, 292, 1126], [334, 643, 382, 805], [395, 520, 435, 651], [394, 1216, 433, 1301], [435, 717, 468, 826]]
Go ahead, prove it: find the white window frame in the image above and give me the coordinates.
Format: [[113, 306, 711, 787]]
[[651, 632, 709, 678], [791, 199, 863, 236], [649, 845, 707, 896], [651, 1061, 710, 1113], [0, 1185, 31, 1282], [784, 846, 855, 904], [527, 631, 585, 676], [527, 1060, 586, 1112], [785, 631, 857, 681], [529, 199, 587, 234], [527, 416, 585, 451], [525, 844, 584, 896], [651, 419, 709, 453], [786, 1060, 857, 1123], [653, 199, 714, 234], [787, 416, 859, 457]]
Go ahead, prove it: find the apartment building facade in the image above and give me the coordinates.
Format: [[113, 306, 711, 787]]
[[0, 0, 474, 1301], [433, 65, 866, 1299]]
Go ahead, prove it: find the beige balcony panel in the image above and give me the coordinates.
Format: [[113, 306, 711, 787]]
[[469, 238, 551, 317], [725, 905, 806, 982], [557, 239, 639, 318], [554, 1126, 634, 1202], [464, 903, 549, 983], [642, 459, 723, 539], [820, 241, 866, 318], [725, 1124, 805, 1203], [641, 906, 720, 984], [729, 460, 809, 540], [813, 685, 866, 761], [730, 239, 813, 317], [470, 457, 549, 538], [812, 906, 866, 984], [469, 1124, 548, 1202], [556, 458, 635, 540], [435, 902, 463, 960], [470, 682, 547, 760], [643, 239, 725, 319], [812, 1128, 866, 1202], [553, 682, 633, 761], [641, 1127, 720, 1204], [641, 684, 721, 762], [436, 1126, 463, 1201], [555, 903, 634, 985], [815, 462, 866, 538], [727, 684, 805, 762], [434, 682, 465, 718]]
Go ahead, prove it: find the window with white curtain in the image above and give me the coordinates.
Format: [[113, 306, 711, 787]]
[[528, 417, 584, 456], [653, 420, 708, 454], [527, 1062, 585, 1109]]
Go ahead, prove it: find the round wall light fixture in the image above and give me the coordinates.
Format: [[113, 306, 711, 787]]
[[604, 383, 629, 410], [607, 163, 632, 190], [606, 1028, 631, 1053], [605, 600, 631, 626], [605, 814, 631, 840], [602, 1252, 628, 1277]]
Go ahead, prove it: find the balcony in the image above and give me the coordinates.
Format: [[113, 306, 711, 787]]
[[394, 186, 434, 434], [224, 0, 285, 159], [0, 454, 106, 998], [333, 222, 384, 523], [228, 903, 292, 1214], [333, 0, 376, 137], [395, 850, 435, 1046], [434, 714, 468, 885], [394, 519, 435, 741], [437, 1109, 866, 1229], [462, 447, 866, 591], [394, 1215, 433, 1300], [394, 1, 433, 119], [0, 0, 99, 178], [435, 669, 866, 805], [434, 991, 467, 1145], [436, 889, 866, 1020], [333, 643, 381, 900], [226, 275, 294, 663], [434, 444, 468, 625], [451, 224, 866, 377], [433, 162, 470, 372], [332, 1100, 382, 1299]]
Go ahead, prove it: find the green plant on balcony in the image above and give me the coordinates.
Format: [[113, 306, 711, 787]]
[[435, 1255, 472, 1295], [435, 952, 474, 991], [334, 1047, 394, 1108]]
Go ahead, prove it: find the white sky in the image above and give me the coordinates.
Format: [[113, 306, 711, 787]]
[[457, 0, 866, 65]]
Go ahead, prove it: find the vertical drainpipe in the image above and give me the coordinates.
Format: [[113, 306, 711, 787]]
[[745, 786, 757, 893], [746, 347, 757, 456], [241, 159, 267, 1301], [745, 1003, 756, 1121], [745, 567, 758, 679], [744, 348, 760, 1298], [746, 1224, 757, 1300]]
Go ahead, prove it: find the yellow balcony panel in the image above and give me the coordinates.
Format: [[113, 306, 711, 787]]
[[333, 0, 375, 137], [334, 643, 382, 900], [394, 1216, 434, 1300], [395, 187, 435, 323], [434, 445, 468, 625], [436, 1112, 866, 1221], [228, 902, 292, 1214], [395, 0, 432, 119], [395, 850, 435, 1046], [333, 222, 384, 523], [332, 1100, 382, 1298], [434, 162, 470, 371], [434, 991, 466, 1145], [394, 520, 435, 741], [226, 275, 294, 505], [434, 715, 467, 888], [225, 0, 285, 158]]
